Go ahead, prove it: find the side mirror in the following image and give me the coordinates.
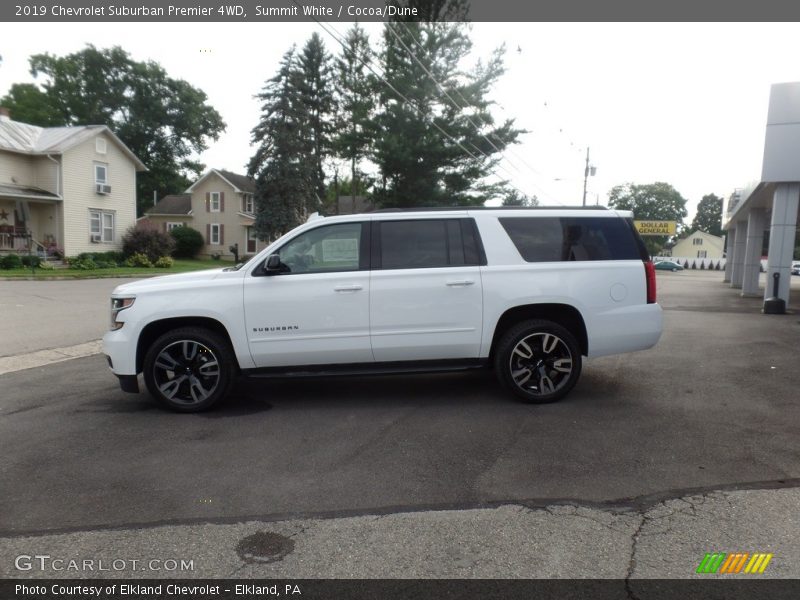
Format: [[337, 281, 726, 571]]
[[264, 254, 282, 273]]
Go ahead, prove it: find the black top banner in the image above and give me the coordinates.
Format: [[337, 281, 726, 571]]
[[2, 0, 800, 22]]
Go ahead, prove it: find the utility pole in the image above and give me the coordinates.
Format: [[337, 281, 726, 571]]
[[582, 147, 597, 207], [582, 147, 590, 207]]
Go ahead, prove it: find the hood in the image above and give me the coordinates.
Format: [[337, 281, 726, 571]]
[[111, 268, 230, 296]]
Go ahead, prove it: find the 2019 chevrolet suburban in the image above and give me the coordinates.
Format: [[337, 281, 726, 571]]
[[103, 208, 663, 412]]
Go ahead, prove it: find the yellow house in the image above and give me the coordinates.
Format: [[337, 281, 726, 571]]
[[0, 109, 146, 257], [145, 169, 267, 259], [670, 230, 725, 259]]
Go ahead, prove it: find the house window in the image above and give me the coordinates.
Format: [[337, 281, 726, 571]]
[[96, 138, 107, 154], [697, 250, 707, 258], [89, 210, 114, 242], [210, 224, 221, 245], [94, 163, 108, 184], [210, 192, 221, 212], [244, 194, 254, 214], [167, 222, 185, 231], [693, 238, 703, 246]]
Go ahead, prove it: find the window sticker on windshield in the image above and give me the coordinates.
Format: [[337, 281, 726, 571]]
[[322, 238, 358, 262]]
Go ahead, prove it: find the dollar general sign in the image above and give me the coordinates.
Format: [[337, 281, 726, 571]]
[[634, 220, 677, 236]]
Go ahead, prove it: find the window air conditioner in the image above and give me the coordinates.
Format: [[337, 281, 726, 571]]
[[95, 184, 111, 194], [90, 234, 101, 243]]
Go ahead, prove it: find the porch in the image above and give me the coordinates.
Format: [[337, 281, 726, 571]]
[[0, 191, 62, 258]]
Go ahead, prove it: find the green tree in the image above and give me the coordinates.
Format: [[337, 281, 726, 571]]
[[0, 83, 62, 126], [1, 45, 225, 215], [371, 14, 523, 207], [607, 182, 688, 256], [502, 190, 538, 207], [333, 24, 376, 198], [249, 48, 318, 240], [297, 33, 335, 209], [690, 193, 723, 237]]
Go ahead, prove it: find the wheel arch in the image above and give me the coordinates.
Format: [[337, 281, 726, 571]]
[[489, 303, 588, 361], [136, 317, 239, 373]]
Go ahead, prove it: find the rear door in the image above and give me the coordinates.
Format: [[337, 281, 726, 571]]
[[369, 218, 484, 362]]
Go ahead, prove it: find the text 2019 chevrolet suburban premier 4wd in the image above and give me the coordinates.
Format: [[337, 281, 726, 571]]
[[103, 208, 662, 412]]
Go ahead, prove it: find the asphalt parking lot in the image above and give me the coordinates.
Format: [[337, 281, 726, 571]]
[[1, 270, 799, 581]]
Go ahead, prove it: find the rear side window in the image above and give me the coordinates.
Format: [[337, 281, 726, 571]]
[[499, 217, 641, 262], [377, 218, 484, 269]]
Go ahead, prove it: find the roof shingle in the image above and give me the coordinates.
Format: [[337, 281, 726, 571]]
[[147, 194, 192, 215]]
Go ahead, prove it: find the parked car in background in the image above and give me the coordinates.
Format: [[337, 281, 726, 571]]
[[791, 262, 800, 275], [654, 261, 684, 272]]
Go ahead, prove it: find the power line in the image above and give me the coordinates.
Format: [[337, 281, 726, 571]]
[[397, 22, 565, 203], [295, 11, 553, 203]]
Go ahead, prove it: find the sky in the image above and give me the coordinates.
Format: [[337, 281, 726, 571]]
[[2, 21, 800, 221]]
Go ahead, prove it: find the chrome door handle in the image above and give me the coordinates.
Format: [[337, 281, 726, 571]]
[[334, 284, 363, 292], [446, 280, 475, 287]]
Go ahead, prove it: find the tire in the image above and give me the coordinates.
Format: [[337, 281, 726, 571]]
[[671, 267, 678, 272], [494, 319, 582, 404], [143, 327, 236, 412]]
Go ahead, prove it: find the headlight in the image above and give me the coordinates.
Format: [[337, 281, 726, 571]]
[[110, 297, 135, 330]]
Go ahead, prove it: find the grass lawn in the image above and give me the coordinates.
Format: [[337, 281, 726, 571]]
[[0, 258, 237, 279]]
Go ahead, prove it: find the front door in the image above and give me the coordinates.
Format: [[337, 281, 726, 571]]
[[243, 221, 373, 368]]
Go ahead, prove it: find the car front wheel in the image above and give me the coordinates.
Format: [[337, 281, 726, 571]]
[[495, 319, 582, 404], [143, 327, 236, 412]]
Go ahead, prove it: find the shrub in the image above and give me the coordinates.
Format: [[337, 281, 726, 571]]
[[0, 254, 22, 269], [94, 260, 116, 269], [76, 251, 124, 265], [154, 256, 174, 268], [170, 226, 204, 258], [211, 252, 221, 260], [122, 223, 175, 262], [39, 261, 55, 270], [69, 257, 97, 270], [21, 255, 42, 268], [125, 253, 153, 268]]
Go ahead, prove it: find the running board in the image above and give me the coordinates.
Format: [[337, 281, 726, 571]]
[[242, 359, 488, 379]]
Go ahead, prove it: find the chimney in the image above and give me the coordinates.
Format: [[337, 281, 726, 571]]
[[0, 107, 10, 121]]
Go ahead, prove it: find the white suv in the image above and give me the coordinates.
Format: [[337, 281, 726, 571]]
[[103, 208, 662, 412]]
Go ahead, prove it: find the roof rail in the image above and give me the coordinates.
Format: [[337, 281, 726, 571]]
[[373, 206, 608, 212]]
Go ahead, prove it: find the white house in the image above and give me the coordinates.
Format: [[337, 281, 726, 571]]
[[0, 108, 147, 257], [670, 230, 725, 259]]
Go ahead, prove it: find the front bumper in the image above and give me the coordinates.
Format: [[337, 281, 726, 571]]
[[103, 327, 139, 382]]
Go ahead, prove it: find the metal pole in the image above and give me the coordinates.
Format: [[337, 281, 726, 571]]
[[582, 147, 590, 207]]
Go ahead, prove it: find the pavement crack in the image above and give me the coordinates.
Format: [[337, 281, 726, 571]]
[[624, 512, 646, 600]]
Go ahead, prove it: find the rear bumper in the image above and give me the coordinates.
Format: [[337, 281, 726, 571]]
[[587, 303, 663, 358]]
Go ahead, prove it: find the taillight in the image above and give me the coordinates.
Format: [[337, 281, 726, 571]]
[[644, 261, 656, 304]]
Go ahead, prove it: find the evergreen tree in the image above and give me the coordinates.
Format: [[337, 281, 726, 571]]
[[248, 48, 317, 240], [297, 33, 335, 211], [333, 25, 376, 198], [371, 16, 523, 208]]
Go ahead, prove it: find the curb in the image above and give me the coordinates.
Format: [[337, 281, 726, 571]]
[[0, 340, 103, 375]]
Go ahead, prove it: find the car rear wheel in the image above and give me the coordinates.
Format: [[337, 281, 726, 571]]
[[494, 319, 582, 404], [143, 327, 236, 412]]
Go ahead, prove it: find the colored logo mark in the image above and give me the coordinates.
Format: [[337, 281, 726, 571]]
[[696, 552, 773, 574]]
